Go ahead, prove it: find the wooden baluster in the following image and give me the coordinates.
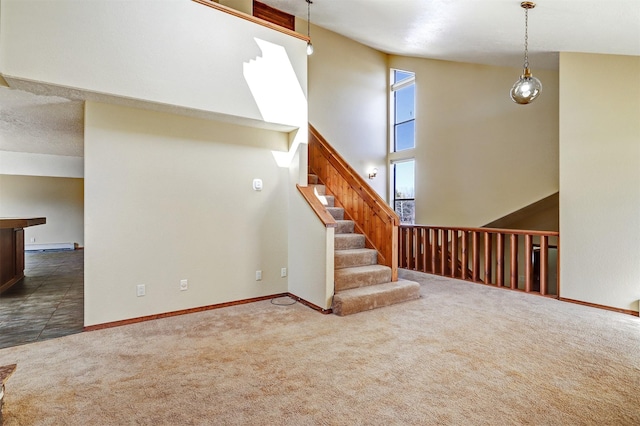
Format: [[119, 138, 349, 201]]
[[409, 226, 416, 271], [430, 228, 438, 274], [420, 228, 427, 273], [440, 229, 448, 276], [450, 230, 459, 278], [510, 234, 518, 289], [496, 233, 505, 287], [461, 231, 468, 280], [400, 227, 407, 268], [472, 231, 480, 282], [484, 232, 492, 284], [540, 235, 549, 295], [424, 228, 432, 274], [525, 234, 533, 292], [556, 236, 561, 297]]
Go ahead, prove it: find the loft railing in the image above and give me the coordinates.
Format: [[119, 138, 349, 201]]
[[399, 225, 560, 296], [309, 124, 399, 281]]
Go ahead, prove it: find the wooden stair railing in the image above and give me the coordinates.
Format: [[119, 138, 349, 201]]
[[399, 225, 560, 296], [308, 124, 399, 281]]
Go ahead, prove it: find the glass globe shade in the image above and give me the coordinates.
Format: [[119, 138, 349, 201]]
[[510, 74, 542, 104], [306, 41, 314, 56]]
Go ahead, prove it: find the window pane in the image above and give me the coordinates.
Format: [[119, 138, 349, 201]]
[[394, 70, 413, 84], [395, 200, 415, 224], [394, 84, 415, 124], [394, 121, 415, 151], [394, 160, 415, 199]]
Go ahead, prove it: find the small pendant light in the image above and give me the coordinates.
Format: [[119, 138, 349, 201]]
[[306, 0, 314, 55], [510, 2, 542, 104]]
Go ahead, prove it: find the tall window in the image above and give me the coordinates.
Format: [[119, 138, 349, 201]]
[[392, 160, 415, 224], [390, 69, 416, 224], [392, 70, 415, 152]]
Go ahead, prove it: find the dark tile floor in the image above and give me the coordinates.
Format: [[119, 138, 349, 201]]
[[0, 250, 84, 349]]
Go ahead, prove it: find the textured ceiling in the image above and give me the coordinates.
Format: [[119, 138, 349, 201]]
[[0, 86, 84, 157]]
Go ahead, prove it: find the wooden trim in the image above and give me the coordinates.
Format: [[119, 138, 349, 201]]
[[559, 298, 639, 317], [84, 293, 289, 331], [253, 0, 295, 31], [192, 0, 309, 42], [287, 293, 332, 314], [400, 224, 558, 237], [296, 184, 338, 228]]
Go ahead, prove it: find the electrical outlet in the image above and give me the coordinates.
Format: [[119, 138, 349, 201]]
[[180, 279, 188, 291], [136, 284, 146, 297], [280, 268, 287, 278], [30, 237, 36, 243], [255, 270, 262, 281]]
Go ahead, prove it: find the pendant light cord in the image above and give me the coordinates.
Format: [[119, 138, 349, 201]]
[[523, 8, 529, 69], [307, 0, 312, 39]]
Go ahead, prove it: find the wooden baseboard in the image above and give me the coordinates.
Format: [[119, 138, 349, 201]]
[[84, 292, 332, 331], [287, 293, 332, 314], [559, 297, 639, 317], [84, 293, 290, 331]]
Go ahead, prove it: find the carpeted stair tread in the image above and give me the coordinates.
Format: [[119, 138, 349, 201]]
[[311, 184, 326, 196], [332, 279, 421, 316], [323, 195, 335, 207], [335, 233, 365, 250], [336, 220, 355, 234], [334, 264, 391, 291], [335, 248, 377, 269], [327, 207, 344, 220]]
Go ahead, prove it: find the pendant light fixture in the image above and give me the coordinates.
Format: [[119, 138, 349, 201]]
[[510, 1, 542, 104], [306, 0, 314, 55]]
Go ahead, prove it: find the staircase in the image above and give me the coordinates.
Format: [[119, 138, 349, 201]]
[[309, 174, 421, 316]]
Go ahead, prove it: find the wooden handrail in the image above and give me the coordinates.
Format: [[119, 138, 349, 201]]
[[296, 185, 338, 228], [308, 124, 399, 280], [399, 224, 559, 297], [192, 0, 310, 42]]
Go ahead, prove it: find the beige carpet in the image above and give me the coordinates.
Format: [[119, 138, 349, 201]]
[[0, 271, 638, 425]]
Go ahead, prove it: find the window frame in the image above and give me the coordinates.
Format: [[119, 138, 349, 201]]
[[388, 68, 417, 224]]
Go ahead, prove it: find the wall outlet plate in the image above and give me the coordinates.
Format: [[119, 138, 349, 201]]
[[136, 284, 145, 297], [180, 279, 188, 291], [255, 270, 262, 281], [280, 268, 287, 277]]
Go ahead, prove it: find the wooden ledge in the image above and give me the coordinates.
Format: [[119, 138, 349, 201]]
[[192, 0, 309, 43], [297, 184, 338, 228]]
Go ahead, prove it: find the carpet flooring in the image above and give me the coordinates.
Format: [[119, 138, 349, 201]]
[[0, 270, 638, 425]]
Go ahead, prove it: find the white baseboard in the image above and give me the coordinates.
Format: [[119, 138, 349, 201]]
[[25, 243, 75, 251]]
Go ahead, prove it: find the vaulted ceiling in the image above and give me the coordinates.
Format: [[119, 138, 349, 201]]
[[1, 0, 638, 158]]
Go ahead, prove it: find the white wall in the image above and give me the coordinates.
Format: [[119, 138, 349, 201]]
[[1, 0, 307, 132], [389, 56, 559, 227], [559, 52, 640, 313], [0, 174, 84, 247], [287, 144, 334, 310], [302, 20, 389, 198], [84, 102, 292, 326]]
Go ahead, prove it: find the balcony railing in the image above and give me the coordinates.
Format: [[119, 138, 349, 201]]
[[399, 225, 559, 296]]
